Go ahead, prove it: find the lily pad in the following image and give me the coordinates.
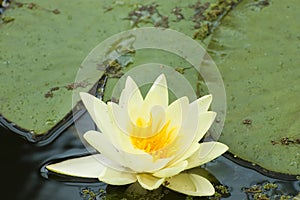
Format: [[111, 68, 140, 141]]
[[208, 0, 300, 175], [0, 0, 231, 142]]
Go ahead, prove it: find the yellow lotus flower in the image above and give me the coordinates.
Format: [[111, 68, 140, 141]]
[[47, 74, 228, 196]]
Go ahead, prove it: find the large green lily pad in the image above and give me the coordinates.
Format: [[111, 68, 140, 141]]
[[208, 0, 300, 175], [1, 0, 223, 139]]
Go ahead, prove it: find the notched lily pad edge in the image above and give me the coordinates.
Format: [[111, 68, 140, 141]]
[[0, 81, 101, 146], [223, 152, 299, 181], [0, 105, 84, 146]]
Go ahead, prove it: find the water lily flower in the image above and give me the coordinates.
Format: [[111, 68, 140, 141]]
[[47, 74, 228, 196]]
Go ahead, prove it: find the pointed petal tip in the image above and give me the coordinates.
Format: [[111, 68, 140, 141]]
[[210, 111, 217, 119], [79, 92, 96, 107], [190, 174, 215, 196], [79, 91, 90, 100], [45, 155, 106, 178], [125, 75, 135, 85], [206, 94, 212, 99], [217, 142, 229, 152], [45, 164, 54, 171], [156, 74, 167, 84]]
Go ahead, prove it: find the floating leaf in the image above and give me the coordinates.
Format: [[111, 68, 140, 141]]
[[208, 0, 300, 175], [0, 0, 226, 143]]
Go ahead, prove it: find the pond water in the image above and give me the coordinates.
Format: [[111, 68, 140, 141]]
[[1, 112, 299, 200]]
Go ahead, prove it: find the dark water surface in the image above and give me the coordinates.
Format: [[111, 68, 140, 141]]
[[1, 113, 299, 200]]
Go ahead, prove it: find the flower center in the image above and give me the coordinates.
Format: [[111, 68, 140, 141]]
[[130, 117, 176, 154]]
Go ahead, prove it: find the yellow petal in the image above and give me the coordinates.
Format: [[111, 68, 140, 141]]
[[186, 142, 228, 170], [142, 74, 168, 114], [136, 174, 165, 190], [99, 167, 137, 185], [153, 160, 188, 178], [165, 173, 215, 196], [46, 155, 105, 178]]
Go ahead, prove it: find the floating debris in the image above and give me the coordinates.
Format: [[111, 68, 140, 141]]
[[125, 3, 169, 28], [190, 0, 241, 40], [44, 81, 90, 98], [171, 6, 185, 22], [44, 87, 60, 98], [242, 118, 253, 125], [210, 185, 231, 200], [242, 181, 296, 200], [65, 81, 90, 90], [175, 66, 192, 74], [1, 15, 14, 23], [271, 137, 300, 146], [249, 0, 270, 10], [13, 1, 60, 15], [97, 35, 136, 78], [80, 187, 106, 200]]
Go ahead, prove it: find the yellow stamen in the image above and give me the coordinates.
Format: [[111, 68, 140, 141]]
[[130, 117, 177, 156]]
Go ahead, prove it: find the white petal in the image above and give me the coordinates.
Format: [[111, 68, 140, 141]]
[[153, 160, 188, 178], [142, 74, 168, 113], [124, 154, 172, 173], [165, 173, 215, 196], [120, 76, 144, 123], [148, 105, 166, 135], [93, 153, 133, 173], [99, 167, 137, 185], [129, 105, 166, 138], [136, 174, 165, 190], [190, 95, 212, 114], [80, 92, 112, 136], [171, 104, 201, 155], [165, 96, 189, 133], [119, 76, 143, 111], [167, 105, 216, 163], [46, 155, 105, 178], [83, 130, 129, 169], [174, 96, 214, 149], [186, 142, 228, 170], [84, 129, 171, 173], [105, 103, 141, 153], [109, 101, 131, 136], [194, 111, 217, 142], [168, 143, 200, 166]]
